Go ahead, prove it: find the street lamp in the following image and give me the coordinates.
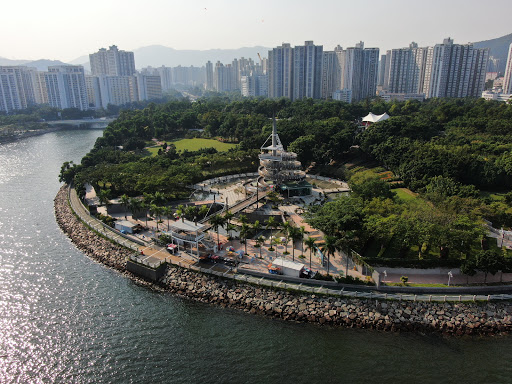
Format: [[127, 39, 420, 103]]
[[447, 271, 453, 286]]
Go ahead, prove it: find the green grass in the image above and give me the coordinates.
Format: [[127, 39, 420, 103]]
[[394, 188, 418, 202], [173, 138, 237, 152], [480, 190, 506, 202]]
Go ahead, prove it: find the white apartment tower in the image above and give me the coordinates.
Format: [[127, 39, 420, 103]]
[[293, 41, 323, 100], [503, 43, 512, 94], [268, 43, 294, 99], [337, 42, 380, 102], [423, 38, 488, 98], [44, 66, 89, 110], [89, 45, 136, 76]]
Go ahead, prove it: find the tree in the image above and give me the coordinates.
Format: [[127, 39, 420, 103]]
[[289, 226, 302, 262], [475, 250, 505, 283], [150, 204, 163, 231], [305, 236, 317, 270], [128, 197, 141, 220], [97, 188, 111, 206], [299, 226, 306, 256], [176, 204, 185, 219], [198, 204, 210, 219], [460, 258, 477, 284], [281, 221, 292, 255], [140, 200, 148, 228], [162, 206, 174, 231], [265, 216, 278, 250], [240, 223, 251, 255], [321, 235, 337, 276], [210, 214, 226, 248], [252, 220, 262, 237], [255, 235, 266, 258], [224, 210, 234, 237], [120, 194, 130, 219]]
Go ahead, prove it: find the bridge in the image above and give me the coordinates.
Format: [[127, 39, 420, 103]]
[[46, 117, 116, 129]]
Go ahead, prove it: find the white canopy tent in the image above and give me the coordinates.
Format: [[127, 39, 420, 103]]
[[362, 112, 390, 124]]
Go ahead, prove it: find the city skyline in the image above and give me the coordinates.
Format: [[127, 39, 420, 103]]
[[2, 0, 511, 62]]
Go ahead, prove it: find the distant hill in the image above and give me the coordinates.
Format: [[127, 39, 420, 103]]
[[0, 57, 29, 66], [0, 57, 69, 71], [70, 45, 271, 70], [473, 33, 512, 73]]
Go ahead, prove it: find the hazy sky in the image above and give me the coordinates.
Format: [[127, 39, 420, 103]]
[[2, 0, 511, 61]]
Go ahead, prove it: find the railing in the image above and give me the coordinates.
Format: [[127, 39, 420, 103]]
[[163, 261, 512, 302]]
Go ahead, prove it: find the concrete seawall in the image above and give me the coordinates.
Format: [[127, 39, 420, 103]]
[[54, 186, 512, 336]]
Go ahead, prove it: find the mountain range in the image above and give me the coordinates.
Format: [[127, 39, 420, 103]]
[[1, 33, 511, 72]]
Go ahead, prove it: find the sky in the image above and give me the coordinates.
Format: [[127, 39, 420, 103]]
[[2, 0, 511, 62]]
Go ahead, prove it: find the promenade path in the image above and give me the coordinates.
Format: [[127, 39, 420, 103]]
[[68, 184, 512, 299]]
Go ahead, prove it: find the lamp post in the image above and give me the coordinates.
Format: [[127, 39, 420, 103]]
[[447, 271, 453, 286]]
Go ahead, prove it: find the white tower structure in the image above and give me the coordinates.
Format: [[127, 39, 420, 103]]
[[258, 118, 306, 189]]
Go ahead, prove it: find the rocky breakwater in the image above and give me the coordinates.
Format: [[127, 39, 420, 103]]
[[55, 185, 512, 336], [163, 267, 512, 336], [54, 186, 130, 271]]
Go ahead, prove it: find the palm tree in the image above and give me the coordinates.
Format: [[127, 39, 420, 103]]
[[252, 220, 262, 237], [150, 204, 163, 231], [162, 206, 174, 231], [299, 226, 306, 255], [224, 210, 234, 237], [256, 235, 265, 259], [265, 216, 277, 250], [305, 237, 317, 270], [153, 191, 166, 206], [97, 188, 111, 207], [198, 204, 209, 219], [289, 226, 302, 262], [321, 235, 337, 276], [226, 223, 237, 239], [239, 214, 248, 225], [281, 221, 292, 255], [128, 197, 141, 220], [185, 205, 198, 221], [120, 194, 130, 219], [209, 214, 226, 248], [140, 200, 148, 228], [176, 204, 185, 220], [240, 223, 250, 255]]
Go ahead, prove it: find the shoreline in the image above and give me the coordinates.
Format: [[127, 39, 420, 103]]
[[0, 126, 64, 144], [54, 185, 512, 336]]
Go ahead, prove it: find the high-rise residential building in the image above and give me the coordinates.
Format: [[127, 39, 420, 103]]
[[337, 42, 380, 102], [422, 38, 488, 98], [241, 74, 268, 97], [268, 43, 294, 99], [292, 41, 323, 100], [378, 54, 387, 87], [214, 62, 236, 92], [89, 45, 136, 76], [383, 42, 428, 94], [322, 49, 341, 99], [268, 41, 324, 101], [503, 43, 512, 94], [85, 75, 102, 108], [134, 73, 163, 101], [0, 68, 23, 113], [43, 66, 89, 110], [205, 61, 214, 90]]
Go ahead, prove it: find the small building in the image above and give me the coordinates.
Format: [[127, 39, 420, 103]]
[[167, 219, 215, 259], [115, 220, 138, 234]]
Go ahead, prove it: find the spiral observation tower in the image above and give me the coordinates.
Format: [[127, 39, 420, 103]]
[[258, 118, 312, 197]]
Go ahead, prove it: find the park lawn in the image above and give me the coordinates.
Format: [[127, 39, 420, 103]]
[[173, 138, 237, 152], [394, 187, 419, 203], [146, 146, 161, 156], [480, 190, 506, 202]]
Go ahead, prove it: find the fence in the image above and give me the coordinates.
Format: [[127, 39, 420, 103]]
[[68, 185, 512, 302]]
